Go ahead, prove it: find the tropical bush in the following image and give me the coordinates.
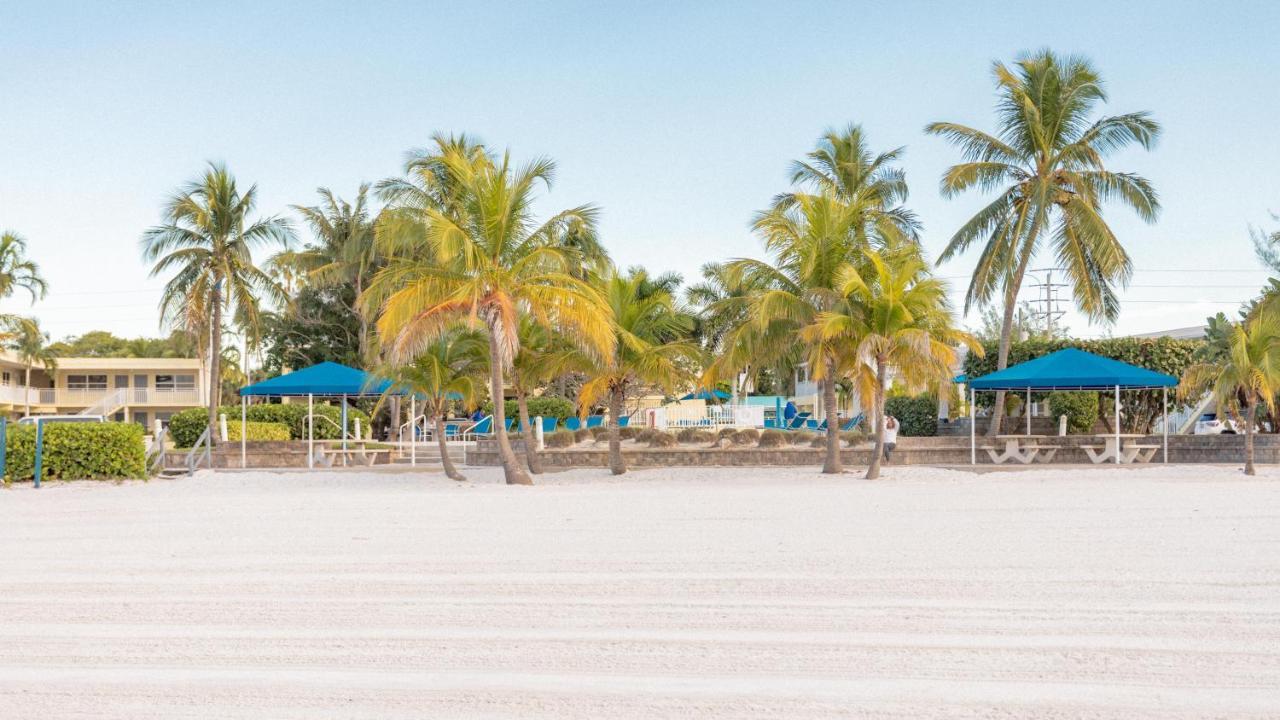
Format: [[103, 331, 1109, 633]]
[[757, 429, 788, 448], [573, 428, 593, 443], [543, 431, 577, 448], [732, 428, 760, 445], [884, 394, 939, 437], [169, 404, 372, 447], [226, 421, 291, 442], [1047, 391, 1100, 434], [646, 432, 678, 448], [484, 395, 575, 421], [6, 422, 146, 482], [677, 428, 714, 443]]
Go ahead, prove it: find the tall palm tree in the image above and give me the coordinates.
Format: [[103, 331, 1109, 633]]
[[508, 316, 586, 474], [927, 50, 1161, 436], [0, 232, 48, 303], [366, 137, 614, 485], [809, 242, 978, 479], [5, 317, 56, 417], [287, 185, 379, 361], [578, 268, 699, 475], [378, 329, 487, 481], [710, 193, 863, 473], [141, 163, 294, 441], [1181, 306, 1280, 475]]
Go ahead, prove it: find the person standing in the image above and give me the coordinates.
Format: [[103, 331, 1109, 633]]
[[883, 415, 899, 463]]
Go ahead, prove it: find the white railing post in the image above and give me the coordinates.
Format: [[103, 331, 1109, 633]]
[[535, 416, 545, 450], [219, 413, 229, 442]]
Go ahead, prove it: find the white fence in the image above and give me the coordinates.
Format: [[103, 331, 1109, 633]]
[[642, 404, 767, 430]]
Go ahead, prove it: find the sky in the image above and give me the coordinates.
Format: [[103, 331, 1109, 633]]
[[2, 0, 1279, 342]]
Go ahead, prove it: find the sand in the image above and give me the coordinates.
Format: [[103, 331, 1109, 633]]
[[1, 463, 1278, 719]]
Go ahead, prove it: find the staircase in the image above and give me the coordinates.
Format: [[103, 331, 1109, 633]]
[[391, 443, 468, 469], [79, 388, 128, 418]]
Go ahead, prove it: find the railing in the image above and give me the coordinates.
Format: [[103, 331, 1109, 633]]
[[146, 426, 170, 474], [655, 404, 767, 429], [19, 387, 201, 409], [185, 426, 212, 476], [399, 414, 480, 445], [79, 388, 128, 417]]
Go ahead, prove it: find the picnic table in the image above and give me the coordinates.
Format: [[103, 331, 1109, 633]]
[[983, 435, 1060, 464], [314, 440, 392, 467], [1082, 434, 1160, 464]]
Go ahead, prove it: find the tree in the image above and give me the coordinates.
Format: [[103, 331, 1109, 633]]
[[0, 232, 48, 304], [808, 242, 978, 479], [378, 330, 487, 481], [141, 163, 294, 442], [927, 50, 1161, 436], [287, 185, 379, 362], [366, 135, 614, 485], [577, 268, 698, 475], [5, 317, 57, 417], [508, 316, 585, 474], [1181, 307, 1280, 475], [260, 284, 363, 375], [47, 330, 196, 359]]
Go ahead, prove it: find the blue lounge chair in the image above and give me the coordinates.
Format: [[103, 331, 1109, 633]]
[[444, 422, 461, 437], [839, 413, 864, 432], [472, 416, 493, 434], [564, 417, 582, 431], [586, 415, 604, 429], [617, 416, 630, 428], [785, 412, 811, 430], [541, 416, 558, 433], [504, 417, 515, 432]]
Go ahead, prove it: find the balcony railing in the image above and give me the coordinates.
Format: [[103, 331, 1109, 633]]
[[17, 387, 202, 408]]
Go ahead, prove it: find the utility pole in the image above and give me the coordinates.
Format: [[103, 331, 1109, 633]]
[[1027, 267, 1068, 337]]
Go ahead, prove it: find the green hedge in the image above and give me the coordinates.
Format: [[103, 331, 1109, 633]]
[[883, 395, 938, 437], [1047, 391, 1100, 433], [483, 395, 575, 420], [226, 421, 291, 442], [170, 403, 372, 447], [5, 422, 146, 482]]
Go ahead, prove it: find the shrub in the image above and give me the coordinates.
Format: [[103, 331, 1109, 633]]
[[646, 432, 678, 447], [883, 395, 938, 437], [635, 428, 661, 443], [484, 395, 575, 421], [169, 403, 372, 447], [1048, 391, 1100, 434], [618, 426, 639, 441], [732, 429, 760, 445], [788, 432, 813, 446], [677, 428, 714, 443], [573, 428, 593, 443], [589, 426, 610, 440], [757, 429, 788, 448], [226, 421, 291, 442], [809, 434, 827, 448], [6, 422, 146, 482], [544, 431, 577, 448]]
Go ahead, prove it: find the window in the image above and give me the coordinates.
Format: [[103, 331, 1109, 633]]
[[67, 374, 108, 390], [114, 375, 129, 389], [112, 411, 125, 422], [135, 411, 149, 430], [155, 411, 171, 428], [156, 374, 195, 391], [1, 372, 9, 386], [133, 374, 149, 388]]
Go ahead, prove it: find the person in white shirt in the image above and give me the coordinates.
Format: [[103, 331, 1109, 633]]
[[882, 415, 899, 463]]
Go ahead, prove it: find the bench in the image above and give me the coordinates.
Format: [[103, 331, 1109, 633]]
[[980, 444, 1039, 465], [1126, 444, 1161, 463], [315, 447, 392, 467], [1029, 445, 1059, 462], [1079, 445, 1108, 464]]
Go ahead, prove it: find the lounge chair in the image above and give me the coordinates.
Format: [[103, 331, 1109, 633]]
[[564, 417, 582, 431], [618, 416, 631, 428], [586, 415, 604, 429], [784, 412, 811, 430], [504, 417, 515, 432], [471, 416, 493, 434], [839, 413, 864, 432], [541, 416, 558, 433]]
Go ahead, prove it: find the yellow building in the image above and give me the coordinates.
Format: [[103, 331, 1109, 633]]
[[0, 351, 206, 428]]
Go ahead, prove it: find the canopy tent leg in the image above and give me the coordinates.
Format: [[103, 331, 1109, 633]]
[[241, 395, 247, 469], [1026, 387, 1031, 435], [341, 393, 348, 467], [308, 393, 314, 470], [1162, 386, 1169, 463], [410, 395, 417, 467], [969, 386, 975, 465], [1114, 385, 1121, 465]]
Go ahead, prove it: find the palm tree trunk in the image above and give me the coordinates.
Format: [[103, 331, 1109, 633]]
[[355, 275, 370, 365], [436, 412, 465, 481], [821, 360, 841, 474], [609, 385, 627, 475], [866, 357, 887, 480], [485, 327, 532, 485], [24, 364, 31, 417], [987, 266, 1032, 437], [516, 386, 543, 474], [207, 284, 223, 446], [1245, 397, 1257, 476]]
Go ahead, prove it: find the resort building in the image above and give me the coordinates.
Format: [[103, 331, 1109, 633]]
[[0, 351, 206, 426]]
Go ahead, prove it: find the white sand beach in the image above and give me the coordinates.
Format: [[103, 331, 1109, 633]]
[[2, 464, 1278, 719]]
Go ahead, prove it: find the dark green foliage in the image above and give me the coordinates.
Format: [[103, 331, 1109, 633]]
[[169, 403, 372, 447], [484, 395, 575, 421], [47, 329, 196, 359], [6, 422, 146, 482], [543, 431, 577, 448], [261, 284, 363, 375], [884, 395, 938, 437], [1047, 391, 1100, 433], [962, 337, 1202, 432], [226, 421, 291, 442], [757, 429, 788, 447]]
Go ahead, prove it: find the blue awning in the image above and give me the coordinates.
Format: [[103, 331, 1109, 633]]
[[680, 389, 731, 401], [968, 348, 1178, 391], [239, 361, 394, 397]]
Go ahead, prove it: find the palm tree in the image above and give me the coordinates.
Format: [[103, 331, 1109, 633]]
[[809, 242, 978, 479], [0, 232, 48, 303], [141, 163, 294, 441], [5, 317, 56, 417], [287, 185, 379, 361], [927, 50, 1161, 436], [378, 329, 487, 481], [508, 316, 586, 474], [1181, 306, 1280, 475], [578, 268, 699, 475], [366, 137, 614, 485]]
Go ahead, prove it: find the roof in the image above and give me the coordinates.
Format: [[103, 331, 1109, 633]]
[[0, 350, 202, 370], [1127, 325, 1207, 340], [239, 362, 393, 397], [680, 389, 731, 401], [743, 395, 786, 407], [967, 348, 1178, 391]]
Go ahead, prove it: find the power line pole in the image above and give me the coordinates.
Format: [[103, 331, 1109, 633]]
[[1027, 267, 1068, 337]]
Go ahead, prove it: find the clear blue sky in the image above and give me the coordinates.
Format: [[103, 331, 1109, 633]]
[[3, 0, 1278, 341]]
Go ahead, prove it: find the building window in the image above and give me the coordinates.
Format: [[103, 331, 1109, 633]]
[[135, 411, 149, 430], [114, 375, 129, 389], [1, 372, 9, 386], [156, 374, 195, 391], [112, 411, 125, 422], [67, 374, 108, 390], [155, 411, 171, 428]]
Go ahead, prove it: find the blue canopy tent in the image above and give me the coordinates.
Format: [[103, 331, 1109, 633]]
[[680, 389, 731, 402], [964, 348, 1178, 465], [239, 361, 398, 469]]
